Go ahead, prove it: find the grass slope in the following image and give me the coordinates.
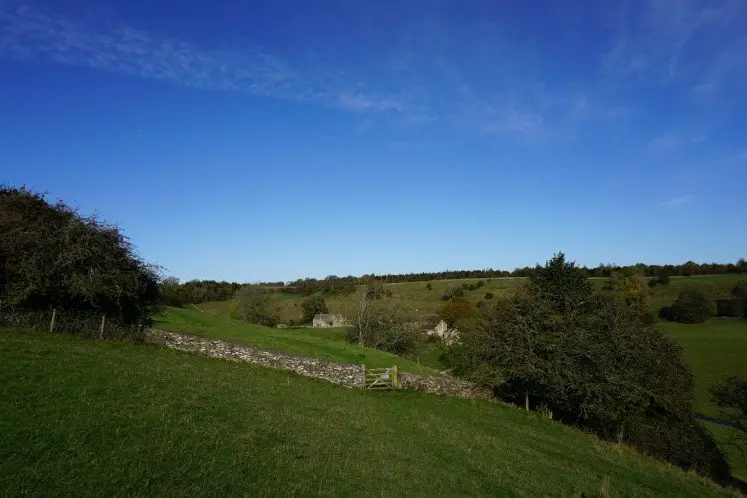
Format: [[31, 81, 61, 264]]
[[662, 319, 747, 417], [0, 329, 735, 497], [663, 318, 747, 481], [156, 307, 438, 375], [195, 276, 747, 480]]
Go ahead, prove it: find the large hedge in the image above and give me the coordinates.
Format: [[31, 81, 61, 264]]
[[660, 289, 715, 324], [0, 186, 159, 324]]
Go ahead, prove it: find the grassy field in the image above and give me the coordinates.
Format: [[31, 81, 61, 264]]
[[662, 318, 747, 481], [0, 328, 737, 497], [661, 318, 747, 417], [156, 307, 439, 375], [193, 275, 747, 481]]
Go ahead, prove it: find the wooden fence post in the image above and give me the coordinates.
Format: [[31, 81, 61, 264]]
[[49, 309, 56, 333], [392, 366, 398, 388], [525, 391, 529, 411], [99, 314, 106, 340], [361, 364, 366, 389]]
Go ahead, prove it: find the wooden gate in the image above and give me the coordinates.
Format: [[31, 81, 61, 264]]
[[364, 366, 398, 390]]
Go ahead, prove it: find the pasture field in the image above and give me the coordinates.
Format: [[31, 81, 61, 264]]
[[156, 307, 439, 375], [194, 274, 747, 480], [0, 328, 736, 497], [662, 318, 747, 481]]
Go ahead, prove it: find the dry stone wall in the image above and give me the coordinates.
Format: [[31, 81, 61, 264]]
[[147, 329, 364, 388], [398, 372, 495, 401], [146, 329, 496, 402]]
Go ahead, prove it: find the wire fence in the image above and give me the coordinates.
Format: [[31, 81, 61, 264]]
[[0, 308, 146, 342]]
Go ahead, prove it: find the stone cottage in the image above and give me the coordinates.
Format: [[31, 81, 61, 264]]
[[427, 319, 460, 345], [312, 313, 348, 328]]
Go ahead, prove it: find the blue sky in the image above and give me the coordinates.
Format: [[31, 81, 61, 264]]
[[1, 0, 746, 282]]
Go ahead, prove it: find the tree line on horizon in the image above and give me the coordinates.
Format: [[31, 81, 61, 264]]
[[365, 259, 747, 282], [161, 259, 747, 306]]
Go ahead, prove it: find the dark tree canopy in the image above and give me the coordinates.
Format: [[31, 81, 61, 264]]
[[445, 253, 729, 482], [0, 187, 159, 324], [526, 252, 593, 315], [301, 295, 328, 324], [660, 289, 715, 324], [159, 279, 243, 307]]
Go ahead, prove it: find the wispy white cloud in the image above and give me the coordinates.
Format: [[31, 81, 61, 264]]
[[661, 194, 694, 207], [0, 2, 548, 136], [3, 1, 735, 144], [602, 0, 747, 91], [0, 3, 407, 116]]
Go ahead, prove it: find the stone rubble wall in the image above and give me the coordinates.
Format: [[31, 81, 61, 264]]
[[398, 371, 495, 401], [146, 329, 495, 402], [146, 329, 364, 388]]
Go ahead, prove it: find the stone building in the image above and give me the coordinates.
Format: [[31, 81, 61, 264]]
[[427, 319, 460, 345], [312, 313, 348, 328]]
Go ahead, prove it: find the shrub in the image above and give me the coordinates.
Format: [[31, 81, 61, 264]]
[[426, 283, 433, 291], [666, 289, 715, 324], [732, 281, 747, 301], [365, 281, 388, 300], [641, 310, 658, 325], [467, 284, 477, 291], [233, 285, 281, 327], [658, 306, 674, 321], [301, 295, 328, 323], [438, 298, 477, 327], [716, 299, 744, 318], [441, 286, 465, 301], [476, 280, 485, 288], [657, 275, 671, 285], [605, 273, 650, 321], [348, 292, 423, 356], [733, 282, 747, 318], [484, 292, 494, 300], [648, 279, 658, 288]]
